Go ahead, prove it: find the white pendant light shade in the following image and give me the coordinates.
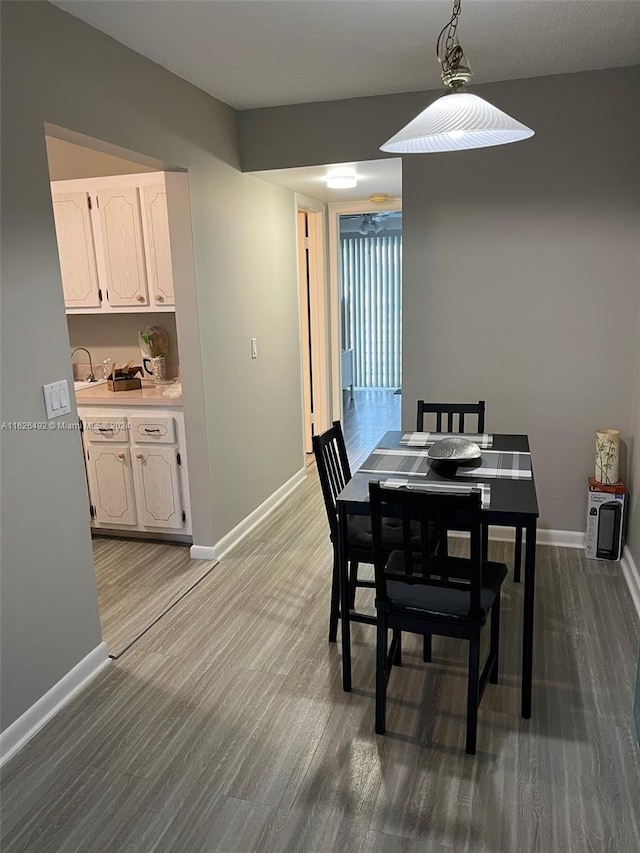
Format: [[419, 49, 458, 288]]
[[380, 92, 534, 154]]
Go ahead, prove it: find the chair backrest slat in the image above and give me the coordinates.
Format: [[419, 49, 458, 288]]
[[313, 420, 352, 541], [370, 483, 484, 619], [416, 401, 485, 434]]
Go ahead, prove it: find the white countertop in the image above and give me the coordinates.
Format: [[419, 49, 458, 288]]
[[75, 381, 183, 408]]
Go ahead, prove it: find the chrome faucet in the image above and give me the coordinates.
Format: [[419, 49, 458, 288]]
[[71, 347, 96, 382]]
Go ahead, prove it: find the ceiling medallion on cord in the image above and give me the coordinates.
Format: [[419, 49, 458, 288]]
[[380, 0, 534, 153]]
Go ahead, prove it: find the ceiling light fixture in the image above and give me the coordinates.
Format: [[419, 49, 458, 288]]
[[358, 214, 384, 236], [380, 0, 534, 154], [326, 168, 357, 189]]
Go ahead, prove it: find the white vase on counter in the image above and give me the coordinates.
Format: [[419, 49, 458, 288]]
[[595, 429, 620, 485]]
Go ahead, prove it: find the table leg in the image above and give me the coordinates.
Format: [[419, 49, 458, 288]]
[[521, 517, 537, 718], [338, 504, 352, 692], [514, 526, 523, 583]]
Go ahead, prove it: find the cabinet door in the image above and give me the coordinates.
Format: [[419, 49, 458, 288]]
[[96, 187, 149, 307], [141, 185, 175, 307], [51, 191, 101, 308], [87, 445, 137, 526], [133, 446, 184, 529]]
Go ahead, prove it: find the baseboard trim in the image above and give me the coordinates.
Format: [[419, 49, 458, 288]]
[[0, 642, 110, 767], [190, 544, 217, 560], [452, 526, 585, 549], [535, 528, 585, 548], [214, 467, 307, 560], [621, 545, 640, 620]]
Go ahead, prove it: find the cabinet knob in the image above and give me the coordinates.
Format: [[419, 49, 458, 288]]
[[156, 294, 165, 303], [136, 453, 147, 461], [117, 452, 126, 460], [136, 294, 145, 303]]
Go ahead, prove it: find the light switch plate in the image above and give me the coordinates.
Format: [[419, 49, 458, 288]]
[[251, 337, 258, 359], [43, 380, 71, 419]]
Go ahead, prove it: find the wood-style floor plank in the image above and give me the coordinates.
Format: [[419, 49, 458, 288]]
[[2, 389, 639, 852], [92, 536, 219, 656]]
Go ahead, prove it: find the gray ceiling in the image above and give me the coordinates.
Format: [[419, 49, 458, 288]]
[[52, 1, 640, 110]]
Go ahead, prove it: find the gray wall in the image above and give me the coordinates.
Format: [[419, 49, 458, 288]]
[[46, 135, 156, 180], [241, 67, 640, 534], [1, 2, 303, 730]]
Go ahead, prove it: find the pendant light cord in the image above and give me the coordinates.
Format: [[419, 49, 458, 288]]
[[436, 0, 471, 88]]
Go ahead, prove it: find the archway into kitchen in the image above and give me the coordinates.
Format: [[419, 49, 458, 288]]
[[44, 124, 217, 658]]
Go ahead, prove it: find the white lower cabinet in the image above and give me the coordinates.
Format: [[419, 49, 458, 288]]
[[87, 445, 138, 526], [132, 446, 183, 529], [79, 406, 191, 537]]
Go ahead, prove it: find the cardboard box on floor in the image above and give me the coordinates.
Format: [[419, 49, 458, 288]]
[[585, 477, 625, 561]]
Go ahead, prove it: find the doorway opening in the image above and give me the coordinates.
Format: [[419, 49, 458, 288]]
[[339, 209, 403, 390], [44, 125, 216, 658], [328, 200, 403, 457]]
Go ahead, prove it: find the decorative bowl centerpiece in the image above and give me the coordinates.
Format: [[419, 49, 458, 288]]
[[427, 436, 482, 463]]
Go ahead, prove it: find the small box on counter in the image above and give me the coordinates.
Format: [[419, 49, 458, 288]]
[[107, 367, 142, 392], [585, 477, 625, 561]]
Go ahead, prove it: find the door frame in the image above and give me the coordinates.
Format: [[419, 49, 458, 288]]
[[327, 197, 402, 421], [295, 193, 330, 453]]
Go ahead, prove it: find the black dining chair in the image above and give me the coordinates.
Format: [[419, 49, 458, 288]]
[[416, 399, 486, 433], [369, 482, 507, 755], [415, 399, 523, 583], [313, 421, 439, 653], [313, 421, 376, 645]]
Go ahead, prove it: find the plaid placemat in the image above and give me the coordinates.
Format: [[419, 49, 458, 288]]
[[360, 447, 432, 477], [360, 447, 532, 481], [381, 479, 491, 509], [454, 450, 532, 480], [400, 432, 493, 448]]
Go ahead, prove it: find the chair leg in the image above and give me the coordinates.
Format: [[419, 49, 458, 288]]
[[375, 616, 388, 735], [328, 551, 340, 643], [514, 526, 523, 583], [392, 629, 402, 666], [481, 521, 489, 563], [490, 596, 501, 684], [466, 635, 480, 755], [423, 634, 432, 662], [438, 531, 449, 558], [348, 560, 359, 609]]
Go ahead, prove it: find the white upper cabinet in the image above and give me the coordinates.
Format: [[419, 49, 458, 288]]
[[96, 186, 149, 307], [50, 173, 176, 314], [141, 185, 174, 308], [51, 191, 101, 309]]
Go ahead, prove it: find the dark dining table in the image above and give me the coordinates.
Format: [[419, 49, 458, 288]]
[[336, 430, 539, 718]]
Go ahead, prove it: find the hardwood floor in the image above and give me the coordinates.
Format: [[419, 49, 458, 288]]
[[343, 387, 401, 468], [92, 536, 218, 657], [2, 444, 640, 851]]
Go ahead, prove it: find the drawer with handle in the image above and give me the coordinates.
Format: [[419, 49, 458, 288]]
[[84, 416, 130, 442], [131, 416, 176, 444]]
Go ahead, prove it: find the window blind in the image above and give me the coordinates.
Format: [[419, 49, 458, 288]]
[[340, 234, 402, 388]]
